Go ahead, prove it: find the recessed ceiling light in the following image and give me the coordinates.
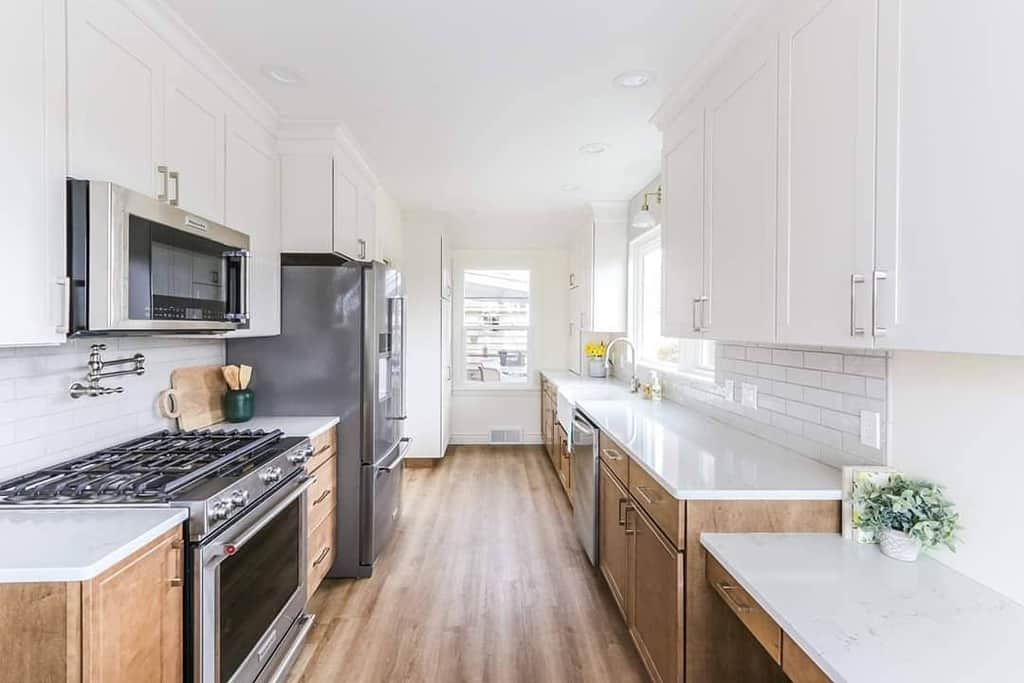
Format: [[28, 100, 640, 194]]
[[561, 183, 581, 192], [578, 142, 608, 155], [261, 64, 303, 85], [613, 70, 653, 88]]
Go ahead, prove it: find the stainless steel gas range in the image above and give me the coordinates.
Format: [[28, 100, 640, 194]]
[[0, 429, 316, 683]]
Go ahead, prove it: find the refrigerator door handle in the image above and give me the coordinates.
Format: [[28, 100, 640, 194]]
[[379, 438, 411, 473], [396, 295, 407, 423]]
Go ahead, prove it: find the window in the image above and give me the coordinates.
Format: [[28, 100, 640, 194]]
[[628, 227, 715, 378], [462, 269, 530, 384]]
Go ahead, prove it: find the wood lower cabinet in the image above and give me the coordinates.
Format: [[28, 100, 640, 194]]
[[0, 524, 185, 682], [598, 462, 631, 620], [629, 503, 685, 683], [556, 423, 572, 502], [595, 442, 841, 683], [306, 428, 339, 599]]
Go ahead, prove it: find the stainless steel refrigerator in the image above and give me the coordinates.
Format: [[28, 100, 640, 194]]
[[226, 255, 408, 578]]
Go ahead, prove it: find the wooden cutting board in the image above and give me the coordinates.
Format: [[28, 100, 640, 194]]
[[159, 365, 228, 431]]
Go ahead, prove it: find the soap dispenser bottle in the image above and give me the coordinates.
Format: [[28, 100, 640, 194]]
[[650, 371, 663, 402]]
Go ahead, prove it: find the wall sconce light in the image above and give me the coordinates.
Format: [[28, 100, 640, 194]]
[[631, 186, 662, 229]]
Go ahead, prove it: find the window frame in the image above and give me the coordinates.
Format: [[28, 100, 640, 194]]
[[452, 251, 542, 393], [627, 226, 715, 383]]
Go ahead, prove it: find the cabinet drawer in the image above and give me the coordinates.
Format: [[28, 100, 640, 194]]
[[307, 509, 337, 599], [308, 455, 337, 531], [307, 427, 337, 472], [628, 458, 684, 550], [782, 632, 832, 683], [598, 432, 629, 486], [706, 554, 781, 665]]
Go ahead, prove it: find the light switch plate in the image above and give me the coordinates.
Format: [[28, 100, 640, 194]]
[[723, 379, 735, 402], [860, 410, 881, 448], [741, 382, 758, 409]]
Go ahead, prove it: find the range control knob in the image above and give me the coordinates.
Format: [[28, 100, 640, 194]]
[[209, 500, 230, 522], [288, 444, 314, 465], [229, 490, 249, 508], [259, 466, 283, 485]]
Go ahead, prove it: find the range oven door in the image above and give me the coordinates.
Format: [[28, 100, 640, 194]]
[[194, 474, 315, 683], [67, 178, 252, 334]]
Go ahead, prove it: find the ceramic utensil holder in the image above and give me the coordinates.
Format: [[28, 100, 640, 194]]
[[224, 389, 254, 423]]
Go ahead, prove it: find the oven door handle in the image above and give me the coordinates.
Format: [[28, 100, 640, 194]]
[[207, 475, 315, 563]]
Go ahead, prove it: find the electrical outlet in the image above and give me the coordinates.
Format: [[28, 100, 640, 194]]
[[723, 379, 735, 401], [860, 410, 881, 448], [741, 382, 758, 409]]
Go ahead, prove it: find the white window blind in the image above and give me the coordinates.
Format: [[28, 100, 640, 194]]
[[462, 269, 530, 384]]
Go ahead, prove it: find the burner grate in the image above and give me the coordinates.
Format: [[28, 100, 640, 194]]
[[0, 429, 283, 503]]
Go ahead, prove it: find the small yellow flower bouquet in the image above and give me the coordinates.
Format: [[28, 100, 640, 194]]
[[585, 342, 607, 359]]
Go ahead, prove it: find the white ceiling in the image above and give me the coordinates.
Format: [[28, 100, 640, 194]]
[[166, 0, 747, 223]]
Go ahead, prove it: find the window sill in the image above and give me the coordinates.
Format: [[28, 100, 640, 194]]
[[453, 384, 540, 396]]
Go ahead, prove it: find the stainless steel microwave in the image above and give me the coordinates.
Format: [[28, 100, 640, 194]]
[[67, 179, 251, 334]]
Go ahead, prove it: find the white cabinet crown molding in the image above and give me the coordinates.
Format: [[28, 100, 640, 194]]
[[279, 119, 380, 190]]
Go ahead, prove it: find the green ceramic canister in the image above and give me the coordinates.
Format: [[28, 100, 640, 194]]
[[224, 389, 254, 423]]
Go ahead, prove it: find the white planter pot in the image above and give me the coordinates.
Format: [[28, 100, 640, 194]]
[[879, 528, 923, 562], [588, 359, 607, 378]]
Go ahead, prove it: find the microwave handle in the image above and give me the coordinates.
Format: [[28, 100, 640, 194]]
[[224, 249, 251, 325]]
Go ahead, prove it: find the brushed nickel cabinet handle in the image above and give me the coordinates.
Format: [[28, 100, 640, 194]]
[[872, 270, 889, 337], [623, 505, 636, 535], [715, 581, 753, 613], [635, 485, 659, 505], [692, 296, 709, 332], [850, 274, 866, 336], [168, 170, 180, 206], [312, 546, 331, 567], [169, 539, 184, 587], [312, 489, 332, 506], [157, 165, 169, 202], [617, 497, 629, 525], [601, 448, 623, 461], [358, 238, 367, 259]]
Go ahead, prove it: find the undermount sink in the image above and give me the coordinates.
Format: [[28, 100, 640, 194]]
[[558, 384, 626, 403]]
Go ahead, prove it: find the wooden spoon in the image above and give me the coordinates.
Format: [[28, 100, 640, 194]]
[[239, 365, 253, 390], [222, 365, 240, 391]]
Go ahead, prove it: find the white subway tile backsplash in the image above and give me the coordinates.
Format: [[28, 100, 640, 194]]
[[0, 337, 224, 480], [803, 351, 843, 372], [629, 341, 889, 468]]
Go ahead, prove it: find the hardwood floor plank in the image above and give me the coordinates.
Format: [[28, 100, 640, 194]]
[[288, 445, 646, 682]]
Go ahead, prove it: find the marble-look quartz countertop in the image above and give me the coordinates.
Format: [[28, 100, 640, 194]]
[[0, 508, 188, 583], [701, 533, 1024, 682], [540, 370, 841, 500], [209, 415, 339, 439]]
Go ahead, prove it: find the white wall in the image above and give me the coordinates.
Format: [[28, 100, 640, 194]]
[[0, 337, 224, 479], [450, 248, 568, 443], [889, 351, 1024, 605]]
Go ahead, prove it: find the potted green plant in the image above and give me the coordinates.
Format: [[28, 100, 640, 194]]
[[852, 474, 960, 562]]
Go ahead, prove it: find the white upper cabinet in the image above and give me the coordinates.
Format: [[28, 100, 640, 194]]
[[163, 51, 227, 222], [332, 156, 361, 258], [0, 0, 67, 346], [357, 188, 377, 262], [702, 32, 778, 343], [776, 0, 877, 348], [280, 151, 334, 253], [67, 0, 165, 197], [589, 202, 628, 333], [874, 0, 1024, 355], [225, 110, 280, 337], [661, 106, 705, 339]]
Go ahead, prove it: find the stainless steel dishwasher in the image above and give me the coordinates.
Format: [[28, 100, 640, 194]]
[[571, 409, 600, 566]]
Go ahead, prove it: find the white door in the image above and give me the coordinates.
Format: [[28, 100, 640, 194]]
[[164, 52, 227, 222], [0, 0, 66, 346], [224, 111, 280, 338], [660, 105, 705, 339], [776, 0, 877, 348], [875, 1, 1024, 354], [67, 0, 165, 197], [332, 157, 360, 259], [440, 298, 453, 454], [702, 31, 779, 343]]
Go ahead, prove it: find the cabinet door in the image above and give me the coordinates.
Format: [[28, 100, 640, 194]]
[[82, 525, 184, 683], [661, 106, 706, 339], [440, 298, 453, 454], [703, 33, 779, 343], [0, 0, 66, 346], [225, 110, 280, 337], [280, 153, 333, 252], [777, 0, 877, 347], [357, 189, 377, 262], [630, 505, 684, 683], [440, 234, 453, 300], [67, 0, 166, 197], [164, 52, 226, 222], [874, 1, 1024, 354], [333, 159, 360, 259], [598, 463, 630, 620]]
